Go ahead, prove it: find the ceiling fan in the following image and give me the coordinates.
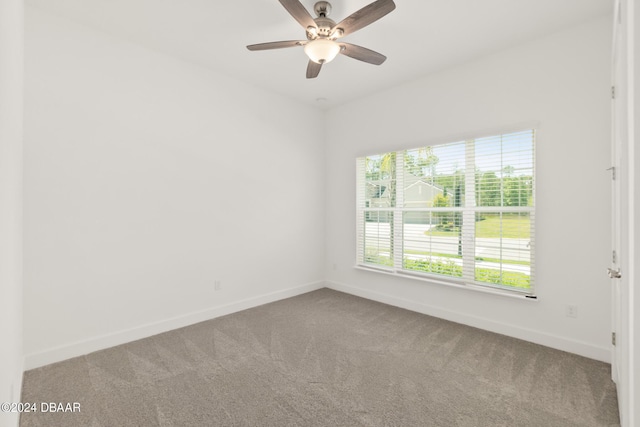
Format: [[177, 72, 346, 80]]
[[247, 0, 396, 78]]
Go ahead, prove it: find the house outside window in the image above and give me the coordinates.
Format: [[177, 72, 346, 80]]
[[356, 130, 535, 295]]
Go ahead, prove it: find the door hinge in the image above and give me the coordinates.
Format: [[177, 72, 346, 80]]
[[612, 86, 616, 99], [613, 250, 617, 263], [612, 332, 616, 346], [608, 267, 622, 279]]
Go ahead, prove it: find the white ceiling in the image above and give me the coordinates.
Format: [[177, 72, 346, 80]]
[[27, 0, 613, 109]]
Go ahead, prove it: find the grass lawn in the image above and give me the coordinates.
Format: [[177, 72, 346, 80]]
[[364, 253, 531, 289], [476, 213, 530, 238], [425, 213, 530, 239], [403, 258, 530, 289]]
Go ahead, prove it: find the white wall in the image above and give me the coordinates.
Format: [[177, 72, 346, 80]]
[[325, 17, 613, 362], [0, 0, 24, 426], [23, 6, 325, 368]]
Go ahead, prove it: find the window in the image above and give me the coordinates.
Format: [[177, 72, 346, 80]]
[[356, 130, 535, 294]]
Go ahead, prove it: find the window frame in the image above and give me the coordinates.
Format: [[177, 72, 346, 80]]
[[355, 130, 536, 297]]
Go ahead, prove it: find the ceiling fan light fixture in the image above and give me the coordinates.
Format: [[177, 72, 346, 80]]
[[246, 0, 396, 78], [304, 38, 340, 64]]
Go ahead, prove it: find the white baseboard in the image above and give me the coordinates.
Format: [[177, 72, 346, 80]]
[[24, 281, 325, 370], [24, 279, 610, 370], [326, 280, 611, 363]]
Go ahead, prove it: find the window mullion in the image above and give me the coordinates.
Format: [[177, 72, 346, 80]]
[[462, 140, 476, 281], [356, 157, 365, 265], [394, 152, 404, 271]]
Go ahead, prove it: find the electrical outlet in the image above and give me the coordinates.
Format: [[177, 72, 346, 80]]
[[566, 304, 578, 318], [214, 280, 221, 291]]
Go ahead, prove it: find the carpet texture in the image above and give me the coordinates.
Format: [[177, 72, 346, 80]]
[[20, 288, 619, 426]]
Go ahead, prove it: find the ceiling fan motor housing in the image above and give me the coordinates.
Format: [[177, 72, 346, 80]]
[[307, 1, 338, 38], [311, 16, 336, 38]]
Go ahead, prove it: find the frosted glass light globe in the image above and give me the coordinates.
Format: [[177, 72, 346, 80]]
[[304, 39, 340, 64]]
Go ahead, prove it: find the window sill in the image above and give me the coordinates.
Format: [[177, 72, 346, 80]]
[[354, 264, 538, 301]]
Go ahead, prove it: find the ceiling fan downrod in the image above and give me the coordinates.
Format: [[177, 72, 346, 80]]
[[314, 1, 332, 18]]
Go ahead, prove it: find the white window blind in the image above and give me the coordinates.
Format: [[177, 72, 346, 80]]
[[356, 130, 535, 294]]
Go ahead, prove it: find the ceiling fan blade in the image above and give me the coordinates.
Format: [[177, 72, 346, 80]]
[[306, 60, 322, 79], [331, 0, 396, 38], [246, 40, 306, 51], [339, 43, 386, 65], [279, 0, 317, 30]]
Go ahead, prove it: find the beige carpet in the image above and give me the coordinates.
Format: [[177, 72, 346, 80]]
[[20, 288, 619, 426]]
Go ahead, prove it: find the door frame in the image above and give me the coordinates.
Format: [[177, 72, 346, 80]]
[[610, 1, 637, 425], [611, 0, 623, 386]]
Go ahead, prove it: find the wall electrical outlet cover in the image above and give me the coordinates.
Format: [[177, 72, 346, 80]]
[[566, 304, 578, 318]]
